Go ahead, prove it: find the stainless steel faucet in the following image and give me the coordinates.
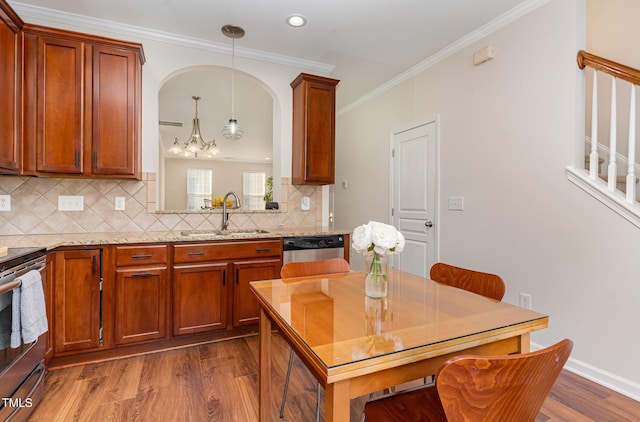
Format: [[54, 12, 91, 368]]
[[221, 191, 241, 230]]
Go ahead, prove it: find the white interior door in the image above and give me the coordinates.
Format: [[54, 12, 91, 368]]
[[390, 118, 438, 277]]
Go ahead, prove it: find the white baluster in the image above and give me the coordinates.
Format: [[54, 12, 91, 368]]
[[626, 85, 636, 203], [607, 77, 617, 192], [589, 70, 599, 180]]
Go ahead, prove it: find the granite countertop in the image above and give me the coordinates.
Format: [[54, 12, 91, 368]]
[[0, 227, 351, 250]]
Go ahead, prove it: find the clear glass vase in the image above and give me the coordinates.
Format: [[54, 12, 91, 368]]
[[365, 251, 388, 298]]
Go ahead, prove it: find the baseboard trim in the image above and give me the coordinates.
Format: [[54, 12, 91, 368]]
[[532, 341, 640, 402]]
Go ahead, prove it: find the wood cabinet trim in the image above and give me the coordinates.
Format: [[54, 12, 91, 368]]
[[115, 244, 168, 267], [173, 239, 282, 263], [0, 0, 22, 173], [22, 23, 144, 63]]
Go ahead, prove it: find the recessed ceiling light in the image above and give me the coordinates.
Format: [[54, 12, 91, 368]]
[[286, 14, 307, 27]]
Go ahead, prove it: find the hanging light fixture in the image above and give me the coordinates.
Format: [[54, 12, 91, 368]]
[[170, 95, 219, 157], [221, 24, 245, 140]]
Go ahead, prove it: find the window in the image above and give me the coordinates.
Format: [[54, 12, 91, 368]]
[[243, 171, 266, 210], [187, 168, 213, 210]]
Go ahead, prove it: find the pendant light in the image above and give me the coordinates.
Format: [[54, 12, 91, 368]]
[[221, 24, 245, 140]]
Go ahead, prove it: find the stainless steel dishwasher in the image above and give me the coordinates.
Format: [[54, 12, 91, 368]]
[[282, 235, 345, 264]]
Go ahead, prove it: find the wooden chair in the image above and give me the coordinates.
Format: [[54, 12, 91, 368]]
[[364, 338, 574, 422], [279, 258, 350, 421], [280, 257, 350, 279], [430, 262, 506, 301]]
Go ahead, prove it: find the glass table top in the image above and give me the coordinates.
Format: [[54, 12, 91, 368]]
[[250, 270, 548, 369]]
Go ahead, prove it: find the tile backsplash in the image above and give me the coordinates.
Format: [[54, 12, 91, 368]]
[[0, 174, 323, 236]]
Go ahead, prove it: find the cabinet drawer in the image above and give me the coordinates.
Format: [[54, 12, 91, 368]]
[[173, 240, 282, 263], [115, 244, 168, 267]]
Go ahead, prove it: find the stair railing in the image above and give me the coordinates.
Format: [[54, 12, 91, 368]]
[[577, 50, 640, 203]]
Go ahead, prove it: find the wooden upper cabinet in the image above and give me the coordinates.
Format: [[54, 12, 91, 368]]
[[32, 35, 85, 174], [291, 73, 339, 185], [0, 0, 23, 173], [22, 25, 144, 179], [91, 45, 140, 176]]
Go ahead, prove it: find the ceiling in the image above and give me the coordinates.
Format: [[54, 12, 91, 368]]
[[10, 0, 533, 110]]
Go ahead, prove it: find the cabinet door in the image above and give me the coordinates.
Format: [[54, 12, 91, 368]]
[[173, 262, 228, 335], [304, 80, 336, 183], [91, 45, 140, 177], [291, 74, 339, 185], [0, 5, 21, 173], [35, 36, 86, 174], [54, 249, 101, 353], [233, 259, 280, 327], [115, 267, 167, 345]]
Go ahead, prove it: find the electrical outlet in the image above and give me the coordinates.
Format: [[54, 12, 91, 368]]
[[0, 195, 10, 211], [448, 196, 464, 211], [58, 195, 84, 211], [519, 293, 532, 310], [115, 197, 125, 210]]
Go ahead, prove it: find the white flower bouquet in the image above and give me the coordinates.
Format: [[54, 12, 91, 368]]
[[352, 221, 405, 295]]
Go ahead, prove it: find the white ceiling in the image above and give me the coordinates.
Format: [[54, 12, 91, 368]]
[[10, 0, 534, 110]]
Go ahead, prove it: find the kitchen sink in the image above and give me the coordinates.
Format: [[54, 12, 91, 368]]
[[181, 229, 270, 237]]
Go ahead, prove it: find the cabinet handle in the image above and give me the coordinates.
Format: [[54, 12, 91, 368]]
[[131, 272, 153, 277], [93, 152, 98, 168], [131, 254, 153, 259], [236, 268, 239, 285], [92, 256, 97, 275], [75, 150, 79, 168], [256, 248, 272, 252], [222, 269, 226, 286], [187, 251, 206, 256]]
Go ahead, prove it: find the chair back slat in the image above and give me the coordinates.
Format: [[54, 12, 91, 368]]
[[430, 262, 505, 301], [281, 258, 350, 278], [436, 339, 573, 422]]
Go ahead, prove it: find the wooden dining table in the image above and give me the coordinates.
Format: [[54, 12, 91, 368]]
[[250, 269, 548, 422]]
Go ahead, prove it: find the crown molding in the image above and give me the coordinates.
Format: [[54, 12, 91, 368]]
[[10, 2, 335, 75], [338, 0, 552, 115]]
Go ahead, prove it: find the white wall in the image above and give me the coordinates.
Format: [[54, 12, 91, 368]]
[[336, 0, 640, 400], [587, 0, 640, 68]]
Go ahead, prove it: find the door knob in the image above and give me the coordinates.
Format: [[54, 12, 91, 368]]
[[425, 221, 433, 228]]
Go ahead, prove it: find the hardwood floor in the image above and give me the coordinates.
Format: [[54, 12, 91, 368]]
[[30, 334, 640, 421]]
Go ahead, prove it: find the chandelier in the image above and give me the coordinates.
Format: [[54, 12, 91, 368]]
[[221, 24, 245, 140], [170, 96, 219, 157]]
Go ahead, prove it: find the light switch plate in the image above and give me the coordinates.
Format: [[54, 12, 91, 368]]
[[301, 196, 310, 211], [0, 195, 10, 211], [115, 197, 125, 210]]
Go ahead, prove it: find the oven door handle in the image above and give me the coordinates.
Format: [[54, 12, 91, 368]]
[[0, 280, 21, 295]]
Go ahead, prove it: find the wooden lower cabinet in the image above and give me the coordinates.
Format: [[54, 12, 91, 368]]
[[172, 262, 228, 335], [114, 244, 169, 345], [53, 249, 101, 354], [233, 259, 280, 326], [115, 267, 167, 344], [49, 239, 284, 363], [172, 239, 282, 334], [43, 253, 54, 363]]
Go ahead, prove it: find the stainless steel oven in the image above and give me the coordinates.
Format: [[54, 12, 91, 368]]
[[0, 247, 47, 422]]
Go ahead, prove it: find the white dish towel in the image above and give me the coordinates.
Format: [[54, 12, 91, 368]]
[[10, 269, 48, 348]]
